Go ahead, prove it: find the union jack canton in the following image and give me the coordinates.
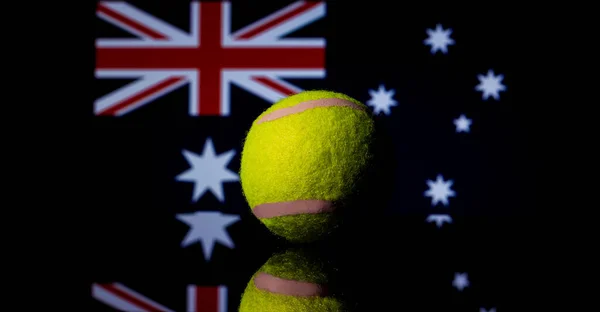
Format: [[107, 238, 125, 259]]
[[92, 283, 228, 312], [95, 1, 326, 116]]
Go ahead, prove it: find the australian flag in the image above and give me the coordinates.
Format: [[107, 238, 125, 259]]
[[92, 1, 535, 311]]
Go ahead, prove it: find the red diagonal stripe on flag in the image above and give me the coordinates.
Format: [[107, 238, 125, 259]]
[[234, 1, 321, 39], [93, 283, 227, 311], [98, 77, 185, 116], [95, 1, 326, 116], [97, 3, 167, 39], [99, 284, 166, 312]]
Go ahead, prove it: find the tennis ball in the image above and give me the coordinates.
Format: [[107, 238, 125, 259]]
[[239, 249, 345, 312], [240, 90, 375, 243]]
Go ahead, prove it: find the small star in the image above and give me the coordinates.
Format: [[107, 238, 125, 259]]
[[475, 69, 506, 100], [480, 308, 496, 312], [424, 24, 455, 54], [424, 174, 456, 206], [367, 85, 398, 115], [177, 211, 240, 261], [176, 137, 239, 202], [454, 114, 472, 133], [452, 272, 470, 291]]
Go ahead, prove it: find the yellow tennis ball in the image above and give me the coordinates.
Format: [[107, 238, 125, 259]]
[[240, 90, 375, 242], [239, 249, 345, 312]]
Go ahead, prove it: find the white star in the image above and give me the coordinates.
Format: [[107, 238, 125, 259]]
[[454, 114, 472, 133], [176, 137, 239, 202], [475, 69, 506, 100], [452, 272, 470, 291], [424, 174, 456, 206], [480, 308, 496, 312], [424, 24, 455, 54], [367, 85, 398, 115], [176, 211, 240, 261]]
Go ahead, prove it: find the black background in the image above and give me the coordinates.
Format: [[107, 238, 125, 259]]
[[92, 1, 536, 311]]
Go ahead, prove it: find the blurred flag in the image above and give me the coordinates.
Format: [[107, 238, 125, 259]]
[[92, 283, 227, 312], [95, 1, 326, 116]]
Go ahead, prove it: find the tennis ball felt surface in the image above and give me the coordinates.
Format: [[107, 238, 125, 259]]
[[238, 249, 345, 312], [239, 90, 375, 242]]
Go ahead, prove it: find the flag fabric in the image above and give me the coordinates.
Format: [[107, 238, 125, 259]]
[[95, 1, 325, 116], [92, 283, 176, 312], [92, 1, 533, 311], [92, 283, 227, 312]]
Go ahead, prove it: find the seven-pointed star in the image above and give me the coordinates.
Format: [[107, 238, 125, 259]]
[[475, 69, 507, 100], [424, 174, 456, 206], [176, 137, 239, 202], [176, 211, 240, 261], [367, 84, 398, 115], [424, 24, 455, 54]]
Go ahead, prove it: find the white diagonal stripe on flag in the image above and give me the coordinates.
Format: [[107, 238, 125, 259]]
[[95, 71, 192, 116], [97, 2, 191, 44], [95, 1, 326, 116], [225, 69, 324, 103], [92, 283, 175, 312], [229, 2, 305, 39], [231, 2, 326, 43]]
